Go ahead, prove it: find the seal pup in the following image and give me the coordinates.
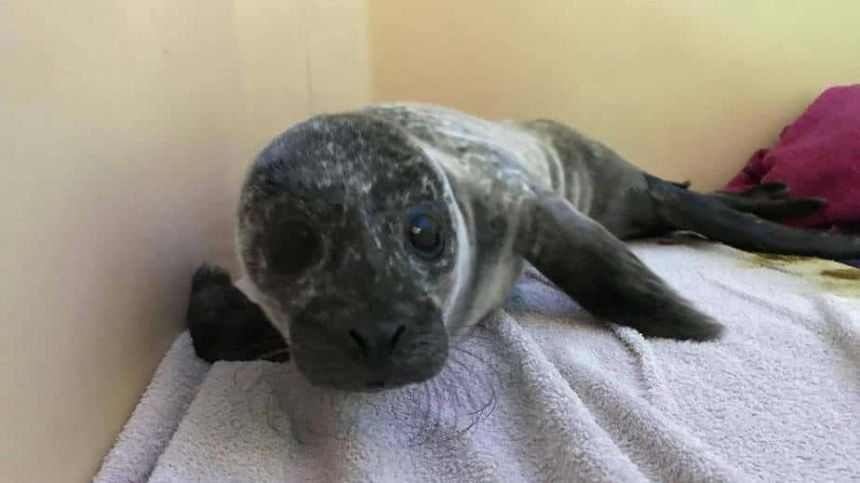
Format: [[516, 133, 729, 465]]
[[188, 103, 859, 391]]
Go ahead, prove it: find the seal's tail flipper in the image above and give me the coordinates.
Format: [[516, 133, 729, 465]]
[[646, 175, 860, 260], [518, 196, 724, 341], [706, 181, 827, 221], [706, 193, 826, 221], [671, 180, 827, 221]]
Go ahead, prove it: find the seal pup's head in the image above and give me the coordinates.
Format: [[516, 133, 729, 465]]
[[238, 113, 469, 391]]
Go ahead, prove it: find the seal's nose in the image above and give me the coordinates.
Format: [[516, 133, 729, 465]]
[[348, 322, 406, 362]]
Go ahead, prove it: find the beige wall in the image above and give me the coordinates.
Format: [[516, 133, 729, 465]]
[[370, 0, 860, 189], [0, 0, 369, 481], [4, 0, 859, 480]]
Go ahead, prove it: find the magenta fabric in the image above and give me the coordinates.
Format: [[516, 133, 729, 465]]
[[724, 85, 860, 232]]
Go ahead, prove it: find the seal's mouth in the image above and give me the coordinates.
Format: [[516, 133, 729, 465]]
[[298, 371, 442, 393], [291, 331, 450, 392], [287, 299, 450, 392], [354, 377, 419, 393], [305, 359, 448, 392], [363, 380, 388, 392]]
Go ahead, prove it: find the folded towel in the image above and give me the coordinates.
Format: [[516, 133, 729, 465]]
[[96, 242, 860, 482], [724, 84, 860, 233]]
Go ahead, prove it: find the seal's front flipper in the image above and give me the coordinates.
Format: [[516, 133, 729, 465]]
[[517, 196, 724, 341], [187, 264, 289, 362]]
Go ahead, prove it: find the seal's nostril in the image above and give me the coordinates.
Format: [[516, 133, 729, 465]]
[[349, 324, 405, 359], [349, 329, 369, 356], [388, 324, 406, 352]]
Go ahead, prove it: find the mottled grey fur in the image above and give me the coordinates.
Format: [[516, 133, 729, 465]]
[[195, 103, 858, 392]]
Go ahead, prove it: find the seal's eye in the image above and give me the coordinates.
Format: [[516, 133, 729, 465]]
[[266, 221, 322, 275], [407, 213, 444, 260]]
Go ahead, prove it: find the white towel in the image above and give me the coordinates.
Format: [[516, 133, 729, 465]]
[[96, 242, 860, 482]]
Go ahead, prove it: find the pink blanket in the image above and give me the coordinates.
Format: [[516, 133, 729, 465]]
[[724, 85, 860, 233]]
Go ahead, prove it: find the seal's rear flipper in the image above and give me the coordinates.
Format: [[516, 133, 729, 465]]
[[646, 175, 860, 260], [187, 264, 289, 363], [517, 196, 724, 341], [673, 180, 826, 221], [707, 183, 826, 221]]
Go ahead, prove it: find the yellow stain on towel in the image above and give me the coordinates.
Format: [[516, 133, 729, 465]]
[[745, 252, 860, 298], [819, 269, 860, 281]]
